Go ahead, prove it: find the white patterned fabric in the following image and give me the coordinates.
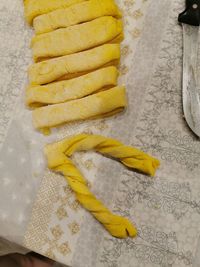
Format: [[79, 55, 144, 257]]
[[1, 0, 200, 267], [0, 238, 28, 256]]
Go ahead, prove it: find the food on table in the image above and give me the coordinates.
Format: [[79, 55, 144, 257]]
[[32, 86, 127, 131], [45, 134, 160, 237], [24, 0, 86, 24], [33, 0, 121, 35], [26, 66, 118, 107], [28, 44, 120, 85], [23, 0, 161, 241], [31, 16, 123, 61], [25, 0, 127, 134]]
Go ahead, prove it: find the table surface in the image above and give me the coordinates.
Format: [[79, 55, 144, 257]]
[[1, 0, 200, 267]]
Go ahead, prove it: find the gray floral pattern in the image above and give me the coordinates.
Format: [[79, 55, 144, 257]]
[[133, 3, 200, 171], [96, 1, 200, 266], [112, 170, 200, 220], [1, 0, 200, 266], [100, 226, 193, 267], [0, 0, 32, 148]]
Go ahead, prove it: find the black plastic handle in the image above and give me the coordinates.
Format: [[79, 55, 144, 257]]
[[178, 0, 200, 26]]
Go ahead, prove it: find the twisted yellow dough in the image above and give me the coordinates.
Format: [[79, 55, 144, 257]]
[[45, 134, 160, 238]]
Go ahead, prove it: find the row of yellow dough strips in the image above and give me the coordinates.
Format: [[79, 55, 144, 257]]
[[24, 0, 126, 134], [23, 0, 160, 238]]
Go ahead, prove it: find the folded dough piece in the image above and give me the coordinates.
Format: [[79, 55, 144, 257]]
[[28, 44, 120, 85], [33, 86, 127, 130], [24, 0, 86, 25], [26, 66, 118, 107], [31, 16, 123, 61], [33, 0, 122, 34]]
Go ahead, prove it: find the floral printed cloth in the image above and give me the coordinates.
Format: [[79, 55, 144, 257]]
[[1, 0, 200, 267]]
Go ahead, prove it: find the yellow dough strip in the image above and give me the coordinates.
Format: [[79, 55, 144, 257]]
[[31, 16, 123, 62], [44, 134, 160, 238], [33, 86, 127, 131], [24, 0, 86, 25], [33, 0, 122, 35], [28, 44, 121, 85], [26, 66, 118, 107]]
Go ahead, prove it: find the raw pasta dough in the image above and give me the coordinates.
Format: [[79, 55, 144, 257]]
[[28, 44, 120, 85], [33, 0, 121, 34], [45, 134, 160, 237], [33, 86, 127, 130], [26, 66, 118, 106], [31, 16, 123, 61], [24, 0, 86, 24]]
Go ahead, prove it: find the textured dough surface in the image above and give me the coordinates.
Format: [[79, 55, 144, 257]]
[[24, 0, 86, 24], [33, 86, 127, 130], [28, 44, 121, 85], [31, 16, 123, 61], [33, 0, 121, 34], [44, 134, 160, 237], [26, 66, 118, 106]]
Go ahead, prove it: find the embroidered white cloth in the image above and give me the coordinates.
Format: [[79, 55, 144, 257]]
[[1, 0, 200, 267]]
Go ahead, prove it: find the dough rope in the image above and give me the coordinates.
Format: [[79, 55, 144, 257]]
[[45, 134, 160, 238]]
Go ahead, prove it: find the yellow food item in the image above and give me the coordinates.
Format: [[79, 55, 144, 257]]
[[31, 16, 123, 61], [26, 66, 118, 107], [28, 44, 120, 85], [33, 86, 127, 130], [33, 0, 121, 35], [45, 134, 160, 237], [24, 0, 86, 25]]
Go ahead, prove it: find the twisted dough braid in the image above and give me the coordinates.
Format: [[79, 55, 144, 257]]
[[45, 134, 160, 238]]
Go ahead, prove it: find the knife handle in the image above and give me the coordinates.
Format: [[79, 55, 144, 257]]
[[178, 0, 200, 26]]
